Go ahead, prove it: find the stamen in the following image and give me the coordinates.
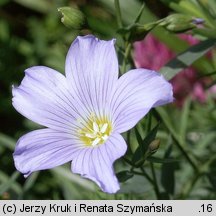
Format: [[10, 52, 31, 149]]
[[78, 114, 112, 147], [85, 133, 96, 138], [92, 137, 101, 146], [93, 122, 99, 132], [102, 135, 108, 141], [100, 123, 108, 133]]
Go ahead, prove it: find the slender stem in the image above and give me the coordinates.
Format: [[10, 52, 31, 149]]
[[123, 157, 134, 166], [140, 167, 154, 184], [179, 155, 216, 198], [124, 157, 155, 186], [150, 162, 160, 199], [122, 42, 132, 73], [146, 111, 152, 132], [131, 170, 154, 184], [114, 0, 123, 28], [0, 171, 20, 195], [155, 109, 199, 173], [171, 134, 199, 173], [178, 172, 202, 199], [126, 130, 133, 155]]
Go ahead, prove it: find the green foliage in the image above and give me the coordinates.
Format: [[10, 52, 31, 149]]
[[160, 39, 216, 80], [132, 124, 160, 167], [116, 171, 134, 183]]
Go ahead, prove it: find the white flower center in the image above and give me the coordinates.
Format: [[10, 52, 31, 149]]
[[78, 114, 112, 147], [85, 122, 109, 146]]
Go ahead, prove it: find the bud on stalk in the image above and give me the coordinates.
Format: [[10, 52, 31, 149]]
[[58, 7, 85, 30], [159, 14, 204, 33]]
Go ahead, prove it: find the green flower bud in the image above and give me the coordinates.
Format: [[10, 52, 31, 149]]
[[58, 7, 85, 30], [148, 139, 160, 154], [118, 14, 203, 42], [159, 14, 204, 33]]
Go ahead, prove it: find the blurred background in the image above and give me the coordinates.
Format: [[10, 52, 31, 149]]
[[0, 0, 216, 199]]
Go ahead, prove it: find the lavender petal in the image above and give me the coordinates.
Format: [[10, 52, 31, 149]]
[[14, 128, 84, 177], [71, 133, 127, 193], [111, 69, 174, 133], [12, 66, 83, 133], [65, 35, 118, 117]]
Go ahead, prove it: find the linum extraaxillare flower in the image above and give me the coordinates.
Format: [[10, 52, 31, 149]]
[[12, 35, 173, 193]]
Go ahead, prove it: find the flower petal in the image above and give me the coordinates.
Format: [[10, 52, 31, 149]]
[[65, 35, 118, 117], [12, 66, 85, 132], [111, 69, 173, 133], [14, 128, 83, 177], [71, 133, 127, 193]]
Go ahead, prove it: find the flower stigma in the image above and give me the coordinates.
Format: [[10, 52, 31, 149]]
[[78, 113, 112, 147]]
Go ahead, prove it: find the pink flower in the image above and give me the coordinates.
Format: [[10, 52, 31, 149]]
[[133, 33, 208, 106], [134, 34, 174, 71]]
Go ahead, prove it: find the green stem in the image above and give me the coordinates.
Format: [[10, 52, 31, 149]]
[[0, 171, 20, 195], [150, 162, 160, 199], [178, 172, 203, 199], [123, 157, 134, 166], [146, 111, 152, 132], [171, 134, 199, 173], [124, 157, 155, 186], [155, 108, 199, 173], [140, 167, 154, 184], [126, 130, 133, 155], [114, 0, 123, 28], [179, 155, 216, 198], [122, 42, 132, 73]]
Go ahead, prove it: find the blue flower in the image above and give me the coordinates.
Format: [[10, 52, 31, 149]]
[[12, 35, 173, 193]]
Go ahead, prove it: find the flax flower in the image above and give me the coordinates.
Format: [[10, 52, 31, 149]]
[[12, 35, 173, 193]]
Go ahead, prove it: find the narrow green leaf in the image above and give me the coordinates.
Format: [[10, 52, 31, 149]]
[[96, 0, 155, 25], [0, 133, 16, 151], [51, 167, 95, 191], [179, 98, 191, 145], [147, 156, 180, 164], [53, 172, 85, 199], [160, 39, 216, 80], [116, 170, 134, 183], [134, 3, 145, 23], [207, 160, 216, 191], [14, 0, 51, 13], [161, 146, 176, 195], [0, 171, 20, 195], [0, 171, 22, 195], [134, 127, 143, 146], [155, 107, 179, 141], [132, 123, 160, 166], [196, 0, 216, 28], [23, 172, 39, 192]]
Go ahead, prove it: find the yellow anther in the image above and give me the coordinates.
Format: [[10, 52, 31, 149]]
[[92, 137, 101, 146], [85, 133, 96, 139], [102, 134, 108, 141], [78, 114, 112, 147], [100, 123, 108, 133], [93, 122, 99, 132]]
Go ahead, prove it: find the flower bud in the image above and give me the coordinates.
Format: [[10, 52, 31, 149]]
[[159, 14, 204, 33], [148, 139, 160, 154], [58, 7, 85, 30]]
